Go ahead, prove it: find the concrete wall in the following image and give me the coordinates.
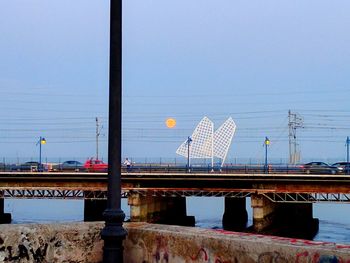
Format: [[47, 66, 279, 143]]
[[0, 222, 350, 263]]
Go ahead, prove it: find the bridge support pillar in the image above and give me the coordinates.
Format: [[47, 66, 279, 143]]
[[128, 194, 195, 226], [251, 194, 278, 232], [162, 197, 195, 227], [276, 202, 319, 239], [84, 199, 107, 221], [0, 196, 11, 224], [251, 194, 319, 239], [222, 197, 247, 231]]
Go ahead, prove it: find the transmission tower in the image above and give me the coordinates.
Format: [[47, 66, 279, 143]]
[[288, 110, 303, 164]]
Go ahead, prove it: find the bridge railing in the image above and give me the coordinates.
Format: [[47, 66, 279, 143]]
[[120, 164, 307, 174], [1, 162, 346, 175]]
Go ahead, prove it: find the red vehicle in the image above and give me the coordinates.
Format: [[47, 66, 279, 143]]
[[84, 158, 108, 172]]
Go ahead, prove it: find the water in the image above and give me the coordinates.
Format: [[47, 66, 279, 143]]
[[4, 197, 350, 245]]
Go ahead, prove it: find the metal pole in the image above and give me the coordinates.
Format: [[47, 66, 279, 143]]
[[187, 136, 191, 172], [101, 0, 126, 262], [264, 137, 269, 174], [288, 110, 292, 164], [265, 141, 267, 173], [347, 136, 349, 164], [39, 136, 42, 165], [96, 117, 98, 160]]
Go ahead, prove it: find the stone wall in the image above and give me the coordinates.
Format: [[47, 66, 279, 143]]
[[1, 222, 350, 263], [0, 222, 103, 263]]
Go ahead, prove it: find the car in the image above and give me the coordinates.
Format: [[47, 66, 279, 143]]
[[11, 161, 44, 172], [59, 160, 85, 172], [84, 158, 108, 172], [301, 162, 341, 175], [332, 162, 350, 174], [0, 163, 6, 171]]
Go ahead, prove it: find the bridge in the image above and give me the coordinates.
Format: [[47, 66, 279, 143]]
[[1, 171, 350, 201], [1, 170, 349, 239]]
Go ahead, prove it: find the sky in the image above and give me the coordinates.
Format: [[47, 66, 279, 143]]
[[1, 0, 350, 164]]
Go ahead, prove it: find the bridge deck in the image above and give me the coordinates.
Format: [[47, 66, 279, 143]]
[[1, 172, 350, 192], [0, 172, 350, 201]]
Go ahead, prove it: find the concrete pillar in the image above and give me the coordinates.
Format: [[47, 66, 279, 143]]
[[128, 194, 195, 226], [222, 197, 247, 231], [0, 197, 11, 224], [84, 199, 107, 221], [163, 197, 195, 227], [251, 194, 278, 232], [276, 202, 319, 239], [128, 193, 149, 222], [250, 194, 319, 239]]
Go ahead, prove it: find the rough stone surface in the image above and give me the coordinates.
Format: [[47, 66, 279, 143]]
[[0, 222, 103, 263], [124, 223, 350, 263], [0, 222, 350, 263]]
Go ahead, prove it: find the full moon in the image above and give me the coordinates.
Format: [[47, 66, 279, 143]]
[[165, 118, 176, 128]]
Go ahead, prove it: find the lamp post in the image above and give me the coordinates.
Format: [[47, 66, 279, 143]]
[[187, 136, 192, 172], [264, 137, 270, 174], [36, 137, 46, 172], [37, 136, 46, 165], [101, 0, 126, 262]]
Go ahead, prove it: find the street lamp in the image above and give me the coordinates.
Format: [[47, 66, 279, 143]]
[[101, 0, 127, 262], [264, 137, 270, 174], [186, 136, 192, 172], [37, 136, 46, 165]]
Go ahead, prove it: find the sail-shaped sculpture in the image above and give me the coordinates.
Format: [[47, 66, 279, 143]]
[[176, 117, 214, 166], [176, 116, 236, 167], [214, 117, 236, 167]]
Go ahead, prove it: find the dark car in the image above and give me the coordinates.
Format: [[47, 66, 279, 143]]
[[301, 162, 341, 175], [332, 162, 350, 174], [59, 160, 85, 172], [0, 163, 6, 171], [12, 161, 44, 172]]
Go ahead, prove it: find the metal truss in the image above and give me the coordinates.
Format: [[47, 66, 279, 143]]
[[0, 190, 108, 200], [0, 189, 250, 199], [2, 189, 350, 203], [127, 189, 250, 198], [262, 193, 350, 203]]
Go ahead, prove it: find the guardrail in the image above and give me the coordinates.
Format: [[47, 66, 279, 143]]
[[0, 164, 337, 175]]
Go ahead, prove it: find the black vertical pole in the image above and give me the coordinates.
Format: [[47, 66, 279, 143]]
[[39, 136, 42, 165], [265, 142, 267, 174], [101, 0, 127, 262], [187, 137, 191, 173], [347, 136, 350, 175], [264, 137, 268, 174], [347, 136, 349, 164]]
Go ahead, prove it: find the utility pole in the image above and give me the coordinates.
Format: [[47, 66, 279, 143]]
[[96, 117, 100, 160], [346, 136, 350, 164], [346, 136, 350, 175], [288, 110, 303, 164]]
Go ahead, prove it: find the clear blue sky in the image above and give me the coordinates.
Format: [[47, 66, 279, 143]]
[[1, 0, 350, 163]]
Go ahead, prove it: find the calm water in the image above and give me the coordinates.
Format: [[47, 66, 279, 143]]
[[4, 197, 350, 244]]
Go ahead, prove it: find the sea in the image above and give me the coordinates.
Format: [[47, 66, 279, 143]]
[[4, 197, 350, 245]]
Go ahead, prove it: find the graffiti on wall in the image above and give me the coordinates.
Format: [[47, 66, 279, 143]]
[[142, 234, 349, 263], [0, 235, 55, 263], [0, 233, 67, 263]]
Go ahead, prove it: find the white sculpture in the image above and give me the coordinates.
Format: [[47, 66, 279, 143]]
[[214, 117, 236, 167], [176, 116, 236, 168]]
